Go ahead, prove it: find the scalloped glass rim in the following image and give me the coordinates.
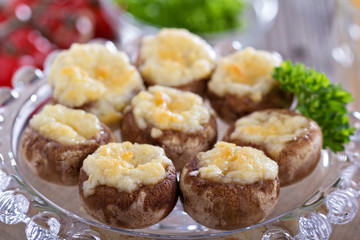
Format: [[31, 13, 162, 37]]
[[0, 66, 353, 239]]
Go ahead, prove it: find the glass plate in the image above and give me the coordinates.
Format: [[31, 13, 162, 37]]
[[1, 66, 360, 240]]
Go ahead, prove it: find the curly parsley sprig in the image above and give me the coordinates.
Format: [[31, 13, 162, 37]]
[[273, 60, 354, 152]]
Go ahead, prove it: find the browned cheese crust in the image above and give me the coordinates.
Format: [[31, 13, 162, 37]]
[[78, 164, 178, 229], [52, 87, 144, 129], [121, 111, 218, 171], [179, 156, 280, 230], [21, 123, 116, 185], [223, 109, 323, 186], [207, 86, 293, 122], [136, 49, 213, 96]]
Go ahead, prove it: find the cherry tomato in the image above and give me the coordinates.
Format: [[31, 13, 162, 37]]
[[0, 55, 19, 87], [92, 6, 116, 40], [0, 10, 7, 23], [2, 27, 56, 64], [0, 27, 56, 87], [31, 4, 95, 48], [1, 0, 116, 87]]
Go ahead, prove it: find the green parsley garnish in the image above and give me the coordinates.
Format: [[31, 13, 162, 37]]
[[115, 0, 247, 34], [273, 60, 354, 152]]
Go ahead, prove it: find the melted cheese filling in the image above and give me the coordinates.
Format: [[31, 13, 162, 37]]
[[230, 111, 311, 157], [197, 142, 278, 184], [139, 28, 216, 86], [48, 43, 144, 125], [82, 142, 172, 196], [131, 86, 210, 133], [29, 104, 101, 145], [208, 47, 281, 101]]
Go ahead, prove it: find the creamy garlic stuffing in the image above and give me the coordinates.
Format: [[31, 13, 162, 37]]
[[231, 111, 312, 157], [29, 104, 101, 145], [197, 142, 278, 184], [82, 142, 173, 196], [208, 47, 281, 101], [48, 43, 144, 125], [131, 86, 210, 133], [139, 28, 216, 86]]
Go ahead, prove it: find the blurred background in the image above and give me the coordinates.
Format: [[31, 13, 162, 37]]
[[0, 0, 351, 99], [0, 0, 117, 88], [0, 0, 334, 88], [0, 0, 360, 239]]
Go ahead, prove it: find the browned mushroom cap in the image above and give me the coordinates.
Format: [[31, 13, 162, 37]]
[[121, 86, 217, 171], [223, 109, 323, 186], [207, 87, 292, 122], [143, 76, 210, 97], [79, 165, 178, 229], [21, 122, 115, 185], [180, 154, 280, 230], [78, 142, 178, 229], [121, 110, 217, 171], [207, 47, 293, 123]]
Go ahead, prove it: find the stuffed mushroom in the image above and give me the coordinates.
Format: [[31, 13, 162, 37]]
[[180, 141, 280, 230], [223, 109, 323, 186], [121, 85, 217, 170], [207, 47, 293, 122], [21, 104, 116, 185], [79, 142, 178, 229], [137, 28, 216, 95], [48, 43, 145, 127]]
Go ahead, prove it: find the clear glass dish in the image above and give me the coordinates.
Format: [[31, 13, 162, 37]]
[[0, 66, 360, 240]]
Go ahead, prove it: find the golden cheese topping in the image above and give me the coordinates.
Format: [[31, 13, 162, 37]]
[[208, 47, 281, 101], [131, 86, 210, 133], [230, 111, 312, 157], [48, 43, 145, 125], [196, 142, 278, 184], [139, 28, 216, 86], [82, 142, 173, 196], [29, 104, 101, 145]]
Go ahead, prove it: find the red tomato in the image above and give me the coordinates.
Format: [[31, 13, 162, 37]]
[[93, 6, 116, 40], [8, 0, 116, 47], [0, 10, 7, 23], [83, 0, 116, 40], [31, 4, 95, 48], [2, 27, 56, 65], [0, 55, 19, 87], [8, 0, 38, 8], [0, 27, 56, 87]]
